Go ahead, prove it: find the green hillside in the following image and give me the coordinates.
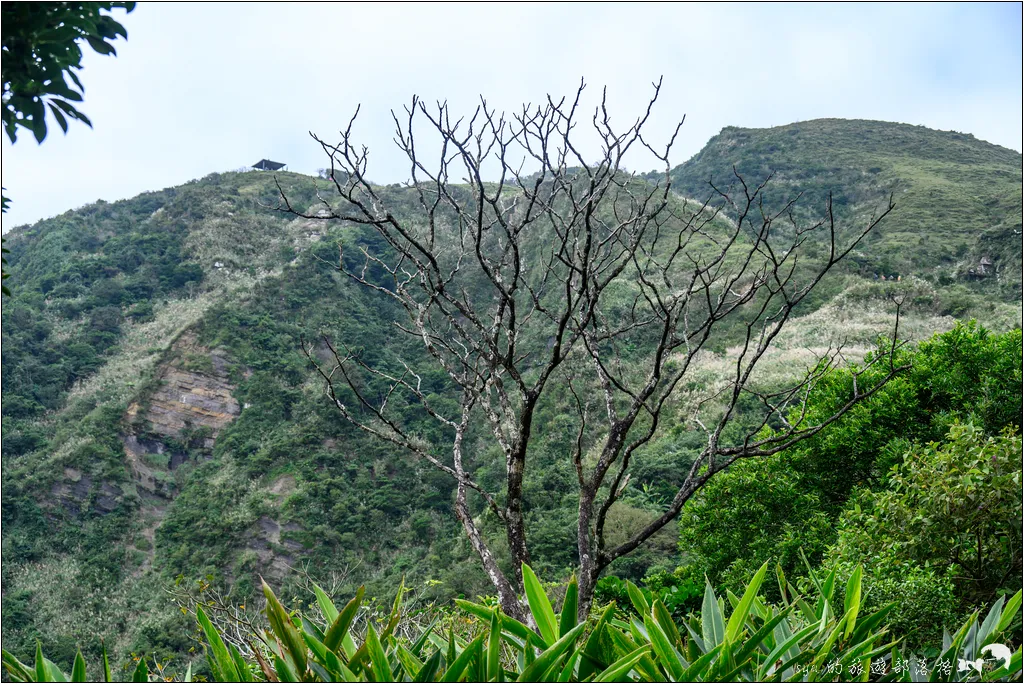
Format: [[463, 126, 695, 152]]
[[659, 118, 1022, 300], [1, 121, 1021, 671]]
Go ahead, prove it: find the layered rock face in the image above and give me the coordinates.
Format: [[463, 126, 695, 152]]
[[127, 344, 239, 442], [124, 333, 240, 496]]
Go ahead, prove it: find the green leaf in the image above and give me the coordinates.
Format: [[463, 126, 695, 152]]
[[593, 645, 651, 683], [70, 652, 86, 682], [366, 624, 393, 683], [101, 641, 111, 683], [230, 643, 254, 682], [644, 611, 686, 681], [456, 600, 543, 649], [578, 604, 616, 681], [652, 601, 681, 652], [626, 581, 651, 617], [441, 634, 486, 683], [842, 566, 863, 641], [850, 603, 895, 644], [701, 580, 725, 649], [326, 586, 364, 653], [517, 623, 587, 683], [725, 560, 769, 643], [522, 563, 558, 647], [680, 643, 723, 682], [131, 658, 148, 683], [36, 642, 47, 682], [196, 605, 239, 682], [2, 649, 35, 683], [810, 607, 853, 672], [314, 583, 340, 623], [758, 623, 817, 680], [560, 574, 578, 638], [262, 580, 307, 676], [85, 36, 116, 56], [487, 610, 503, 682], [557, 652, 579, 682], [732, 609, 792, 666], [395, 644, 425, 680], [47, 103, 69, 133], [273, 652, 299, 683], [996, 590, 1022, 634], [413, 650, 442, 683], [775, 563, 790, 606]]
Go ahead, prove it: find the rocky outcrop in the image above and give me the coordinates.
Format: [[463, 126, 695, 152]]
[[50, 468, 125, 518], [120, 332, 244, 569], [124, 333, 240, 496], [126, 341, 239, 443]]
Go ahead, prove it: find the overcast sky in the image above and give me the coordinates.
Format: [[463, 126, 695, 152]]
[[2, 2, 1021, 230]]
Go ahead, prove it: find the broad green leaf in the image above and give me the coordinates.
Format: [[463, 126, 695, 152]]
[[594, 646, 651, 683], [759, 624, 817, 679], [131, 658, 148, 683], [732, 609, 792, 666], [309, 661, 335, 682], [976, 595, 1004, 645], [725, 561, 769, 643], [701, 580, 725, 649], [522, 563, 558, 647], [273, 652, 299, 683], [844, 565, 863, 640], [230, 643, 254, 682], [560, 575, 578, 638], [70, 651, 86, 683], [456, 600, 545, 650], [411, 618, 438, 657], [996, 590, 1022, 634], [682, 620, 706, 656], [413, 650, 442, 683], [314, 583, 340, 623], [325, 650, 359, 681], [197, 605, 239, 682], [579, 604, 616, 681], [626, 581, 651, 617], [487, 610, 502, 682], [366, 624, 393, 683], [442, 634, 486, 683], [262, 580, 307, 676], [776, 563, 790, 606], [517, 622, 587, 682], [810, 607, 853, 672], [558, 652, 579, 682], [2, 649, 35, 683], [851, 603, 895, 644], [36, 642, 46, 684], [644, 612, 685, 681], [680, 643, 724, 682], [396, 644, 425, 680], [326, 586, 364, 653], [652, 601, 681, 652], [821, 568, 837, 607]]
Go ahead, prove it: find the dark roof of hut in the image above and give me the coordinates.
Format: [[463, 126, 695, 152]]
[[252, 159, 286, 171]]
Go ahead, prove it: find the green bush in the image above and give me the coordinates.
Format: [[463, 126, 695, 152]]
[[6, 563, 1021, 682]]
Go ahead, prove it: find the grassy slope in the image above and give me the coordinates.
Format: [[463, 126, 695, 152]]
[[660, 118, 1022, 300], [2, 120, 1021, 667]]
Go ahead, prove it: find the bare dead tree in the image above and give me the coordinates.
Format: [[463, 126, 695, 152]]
[[276, 78, 907, 621]]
